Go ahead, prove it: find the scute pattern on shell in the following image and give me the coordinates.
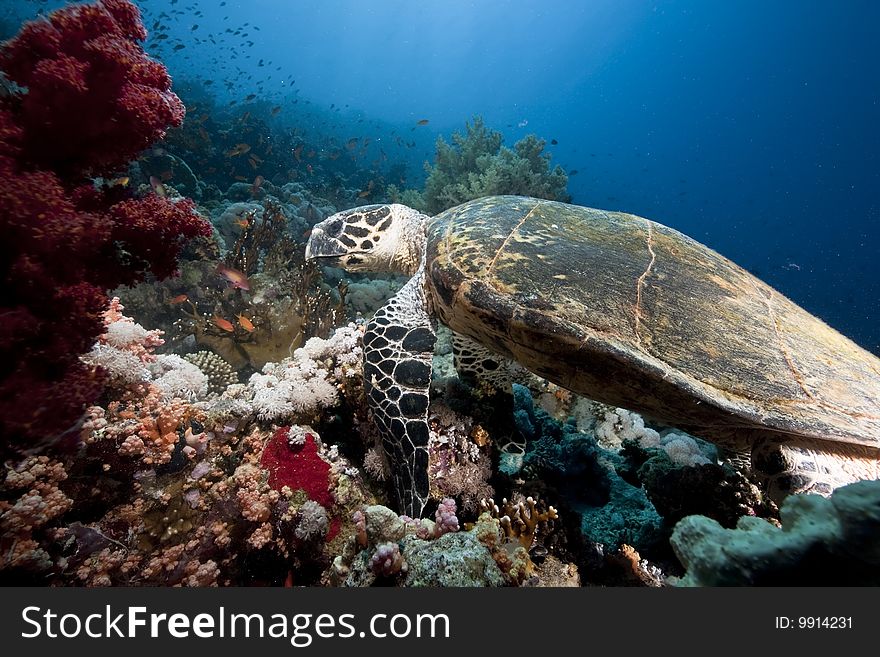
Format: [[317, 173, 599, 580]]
[[425, 196, 880, 452]]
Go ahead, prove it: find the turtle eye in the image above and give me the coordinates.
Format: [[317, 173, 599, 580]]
[[326, 218, 344, 237]]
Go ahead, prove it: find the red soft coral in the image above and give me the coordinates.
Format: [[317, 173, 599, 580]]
[[261, 429, 334, 509], [0, 1, 210, 455], [0, 0, 182, 176]]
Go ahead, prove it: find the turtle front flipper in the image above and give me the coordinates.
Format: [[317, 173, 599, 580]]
[[364, 272, 436, 517]]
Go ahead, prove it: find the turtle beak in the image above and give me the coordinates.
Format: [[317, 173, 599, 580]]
[[304, 226, 345, 261]]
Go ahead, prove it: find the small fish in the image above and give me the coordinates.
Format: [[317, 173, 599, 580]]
[[245, 93, 257, 101], [237, 314, 255, 332], [293, 144, 303, 162], [416, 119, 429, 126], [551, 139, 558, 145], [109, 176, 130, 187], [169, 294, 188, 305], [271, 106, 282, 116], [569, 169, 578, 176], [306, 164, 313, 175], [346, 138, 359, 150], [251, 175, 264, 195], [517, 119, 528, 128], [225, 143, 251, 157], [149, 175, 166, 197], [212, 316, 235, 332], [216, 264, 250, 290], [234, 216, 251, 229], [173, 44, 186, 51]]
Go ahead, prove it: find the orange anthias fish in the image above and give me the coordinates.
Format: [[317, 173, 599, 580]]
[[237, 314, 255, 332], [169, 294, 188, 305], [212, 316, 235, 332], [216, 264, 250, 290], [251, 175, 264, 195], [225, 143, 251, 157]]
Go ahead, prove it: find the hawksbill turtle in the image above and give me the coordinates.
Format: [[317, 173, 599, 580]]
[[305, 195, 880, 517]]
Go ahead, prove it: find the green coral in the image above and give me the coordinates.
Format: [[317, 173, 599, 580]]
[[421, 116, 570, 214], [671, 479, 880, 586], [385, 184, 427, 213]]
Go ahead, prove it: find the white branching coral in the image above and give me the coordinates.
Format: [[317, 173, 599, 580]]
[[150, 355, 209, 402], [80, 297, 165, 388], [82, 344, 150, 385], [247, 323, 363, 422]]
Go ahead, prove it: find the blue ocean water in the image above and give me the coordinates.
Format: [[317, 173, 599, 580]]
[[4, 0, 879, 354]]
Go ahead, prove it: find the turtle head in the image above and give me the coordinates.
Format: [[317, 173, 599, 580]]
[[305, 204, 427, 275]]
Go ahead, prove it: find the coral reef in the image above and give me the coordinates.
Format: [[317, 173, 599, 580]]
[[0, 0, 210, 454], [3, 0, 862, 592], [427, 402, 495, 513], [671, 479, 880, 586], [420, 116, 570, 213], [245, 323, 363, 423], [479, 496, 558, 550], [183, 351, 238, 397], [0, 0, 183, 176], [332, 501, 508, 587]]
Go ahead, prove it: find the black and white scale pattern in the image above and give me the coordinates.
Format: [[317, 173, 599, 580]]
[[363, 271, 436, 518]]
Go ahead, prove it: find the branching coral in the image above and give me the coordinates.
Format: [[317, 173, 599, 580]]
[[479, 496, 558, 549], [0, 457, 73, 573], [246, 323, 363, 423], [421, 116, 570, 213], [369, 542, 407, 577]]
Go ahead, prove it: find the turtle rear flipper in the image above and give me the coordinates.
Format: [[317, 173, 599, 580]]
[[364, 272, 436, 518], [752, 437, 880, 499], [452, 332, 544, 393]]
